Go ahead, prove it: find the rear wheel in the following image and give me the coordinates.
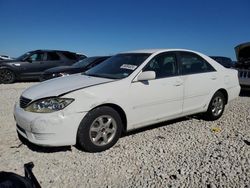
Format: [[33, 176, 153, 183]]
[[204, 91, 225, 121], [0, 69, 15, 84], [77, 106, 122, 152]]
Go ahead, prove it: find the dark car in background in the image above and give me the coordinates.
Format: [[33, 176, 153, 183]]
[[210, 56, 233, 68], [235, 42, 250, 89], [0, 50, 86, 84], [40, 56, 110, 81]]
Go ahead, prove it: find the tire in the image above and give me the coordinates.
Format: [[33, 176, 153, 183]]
[[204, 91, 226, 121], [77, 106, 123, 152], [0, 69, 15, 84]]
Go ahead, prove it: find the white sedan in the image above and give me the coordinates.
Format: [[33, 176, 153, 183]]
[[0, 55, 12, 60], [14, 49, 240, 152]]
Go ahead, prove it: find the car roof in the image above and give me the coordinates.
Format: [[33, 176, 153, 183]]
[[30, 49, 78, 53], [210, 56, 231, 59], [87, 56, 111, 58], [121, 49, 199, 54]]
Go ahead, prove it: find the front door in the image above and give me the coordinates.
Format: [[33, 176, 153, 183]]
[[19, 52, 46, 79], [127, 52, 184, 129]]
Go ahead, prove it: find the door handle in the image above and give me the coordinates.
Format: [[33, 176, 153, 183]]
[[174, 80, 183, 86], [211, 76, 217, 80]]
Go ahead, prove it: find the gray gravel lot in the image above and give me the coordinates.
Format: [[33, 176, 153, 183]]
[[0, 82, 250, 187]]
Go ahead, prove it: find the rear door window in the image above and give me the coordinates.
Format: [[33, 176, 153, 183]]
[[46, 52, 61, 61], [179, 52, 215, 75]]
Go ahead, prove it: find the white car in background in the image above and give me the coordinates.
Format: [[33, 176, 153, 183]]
[[0, 55, 12, 60], [14, 49, 240, 152]]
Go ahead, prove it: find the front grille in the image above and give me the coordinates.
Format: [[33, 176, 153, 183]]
[[40, 73, 59, 81], [20, 96, 32, 108], [238, 69, 250, 79], [40, 74, 52, 81]]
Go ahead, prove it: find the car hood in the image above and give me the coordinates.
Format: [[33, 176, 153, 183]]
[[44, 66, 83, 74], [0, 59, 21, 64], [22, 74, 114, 100]]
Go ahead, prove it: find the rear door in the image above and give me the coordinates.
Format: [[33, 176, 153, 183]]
[[61, 52, 79, 65], [41, 52, 63, 71], [177, 51, 217, 114]]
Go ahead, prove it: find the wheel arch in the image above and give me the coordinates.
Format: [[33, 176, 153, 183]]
[[0, 65, 14, 71], [0, 66, 17, 83], [205, 88, 229, 112], [216, 88, 228, 104], [92, 103, 128, 133], [0, 65, 18, 76]]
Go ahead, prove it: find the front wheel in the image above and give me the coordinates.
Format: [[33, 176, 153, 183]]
[[0, 69, 15, 84], [204, 91, 226, 121], [77, 106, 123, 152]]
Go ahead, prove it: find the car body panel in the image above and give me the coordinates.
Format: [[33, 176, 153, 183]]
[[127, 76, 183, 129], [181, 72, 218, 114], [21, 73, 114, 101], [15, 103, 86, 146]]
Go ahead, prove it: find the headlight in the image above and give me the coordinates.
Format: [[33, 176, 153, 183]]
[[58, 73, 70, 77], [52, 73, 69, 78], [25, 98, 74, 113]]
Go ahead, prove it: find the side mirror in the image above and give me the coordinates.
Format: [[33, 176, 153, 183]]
[[136, 71, 156, 81]]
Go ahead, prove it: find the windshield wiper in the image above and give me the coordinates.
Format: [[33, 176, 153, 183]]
[[82, 73, 103, 78], [83, 72, 118, 79]]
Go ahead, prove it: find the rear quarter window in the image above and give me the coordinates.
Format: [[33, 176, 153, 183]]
[[62, 52, 77, 60]]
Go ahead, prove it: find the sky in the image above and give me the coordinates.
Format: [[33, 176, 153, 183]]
[[0, 0, 250, 60]]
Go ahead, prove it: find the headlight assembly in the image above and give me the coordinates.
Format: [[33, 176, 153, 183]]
[[25, 98, 74, 113], [52, 73, 69, 78], [59, 73, 70, 76]]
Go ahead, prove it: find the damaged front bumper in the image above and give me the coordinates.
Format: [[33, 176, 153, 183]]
[[14, 103, 87, 147]]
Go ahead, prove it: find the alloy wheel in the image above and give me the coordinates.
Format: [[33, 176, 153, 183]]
[[0, 69, 15, 83], [211, 96, 223, 116], [89, 115, 117, 146]]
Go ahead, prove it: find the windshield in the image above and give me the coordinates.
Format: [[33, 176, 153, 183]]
[[84, 53, 151, 79], [16, 52, 32, 61], [73, 57, 99, 68]]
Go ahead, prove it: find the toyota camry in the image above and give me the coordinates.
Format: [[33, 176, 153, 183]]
[[14, 49, 240, 152]]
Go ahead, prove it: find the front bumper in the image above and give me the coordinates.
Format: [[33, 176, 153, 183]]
[[238, 69, 250, 86], [40, 73, 59, 81], [14, 103, 87, 147]]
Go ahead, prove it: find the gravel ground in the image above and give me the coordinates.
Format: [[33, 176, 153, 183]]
[[0, 82, 250, 187]]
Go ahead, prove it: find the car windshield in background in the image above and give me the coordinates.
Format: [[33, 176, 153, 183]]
[[210, 56, 232, 68], [16, 52, 31, 61], [73, 57, 99, 68], [84, 53, 151, 79]]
